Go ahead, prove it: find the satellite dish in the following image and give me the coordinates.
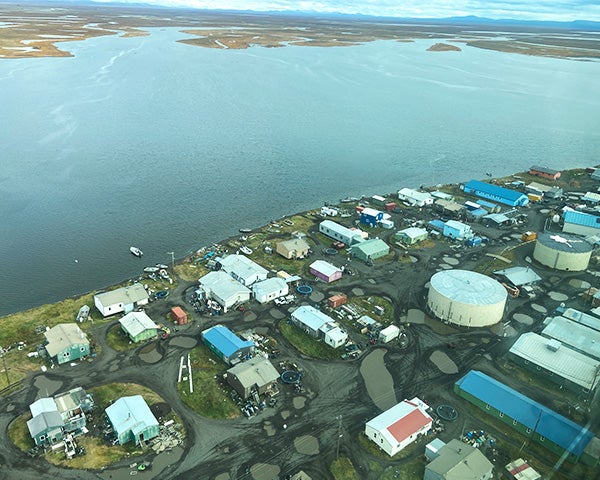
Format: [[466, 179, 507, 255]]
[[552, 214, 560, 223]]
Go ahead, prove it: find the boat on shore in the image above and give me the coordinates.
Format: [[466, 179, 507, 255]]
[[130, 246, 143, 257], [239, 228, 252, 233], [239, 245, 253, 255], [156, 264, 169, 269], [144, 266, 159, 273]]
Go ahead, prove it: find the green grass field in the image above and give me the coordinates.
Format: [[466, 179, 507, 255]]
[[278, 320, 341, 360]]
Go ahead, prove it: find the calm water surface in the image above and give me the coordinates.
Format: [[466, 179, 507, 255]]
[[1, 28, 598, 315]]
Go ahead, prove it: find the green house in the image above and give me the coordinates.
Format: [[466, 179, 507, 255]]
[[349, 238, 390, 262], [106, 395, 160, 446], [395, 227, 428, 245], [44, 323, 90, 365], [119, 311, 158, 343], [455, 370, 600, 466]]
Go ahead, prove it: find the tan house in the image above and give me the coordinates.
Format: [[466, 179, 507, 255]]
[[226, 356, 280, 399], [276, 238, 310, 259]]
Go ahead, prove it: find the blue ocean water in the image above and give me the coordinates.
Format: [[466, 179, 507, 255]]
[[1, 28, 599, 315]]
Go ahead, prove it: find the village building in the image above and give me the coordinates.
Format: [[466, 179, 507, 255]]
[[44, 323, 90, 365], [434, 199, 465, 218], [105, 395, 160, 446], [27, 408, 64, 447], [442, 220, 473, 240], [276, 237, 310, 259], [349, 238, 390, 262], [170, 306, 188, 325], [364, 397, 432, 456], [562, 210, 600, 237], [525, 181, 563, 199], [529, 165, 561, 180], [462, 180, 529, 207], [493, 266, 541, 288], [318, 322, 348, 348], [505, 458, 541, 480], [218, 254, 268, 287], [455, 370, 600, 466], [94, 283, 149, 317], [252, 277, 289, 304], [397, 188, 434, 207], [319, 220, 366, 246], [560, 307, 600, 332], [424, 439, 493, 480], [541, 316, 600, 361], [198, 271, 251, 312], [226, 355, 280, 399], [395, 227, 428, 245], [309, 260, 342, 283], [119, 311, 158, 343], [290, 305, 348, 348], [508, 332, 600, 393], [201, 325, 255, 365], [360, 207, 390, 228]]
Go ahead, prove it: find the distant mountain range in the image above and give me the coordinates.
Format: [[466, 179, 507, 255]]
[[10, 1, 600, 31]]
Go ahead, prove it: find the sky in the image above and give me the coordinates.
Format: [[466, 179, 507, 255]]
[[85, 0, 600, 22]]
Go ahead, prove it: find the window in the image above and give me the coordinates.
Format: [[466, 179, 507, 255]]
[[380, 439, 384, 444], [499, 412, 504, 418], [513, 420, 518, 425], [540, 436, 545, 442], [485, 404, 490, 410], [526, 428, 532, 434], [80, 347, 86, 352]]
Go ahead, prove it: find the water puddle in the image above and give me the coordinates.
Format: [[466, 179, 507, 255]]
[[429, 350, 458, 374], [250, 463, 280, 480], [548, 291, 569, 302], [513, 313, 534, 325], [530, 303, 547, 313], [33, 375, 62, 396], [360, 349, 396, 410], [169, 336, 197, 348], [568, 279, 591, 289], [138, 343, 163, 364], [293, 396, 306, 409], [294, 435, 319, 455], [406, 309, 426, 324]]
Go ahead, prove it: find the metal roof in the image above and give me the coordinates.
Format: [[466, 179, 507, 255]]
[[455, 370, 595, 455], [320, 220, 363, 239], [27, 411, 63, 437], [278, 238, 310, 251], [94, 283, 149, 308], [30, 398, 58, 417], [429, 270, 507, 305], [350, 238, 389, 255], [397, 227, 428, 239], [464, 179, 527, 203], [200, 271, 251, 301], [44, 323, 89, 357], [219, 254, 268, 282], [202, 325, 254, 357], [530, 165, 560, 175], [562, 308, 600, 332], [536, 232, 593, 253], [105, 395, 158, 440], [366, 398, 432, 446], [493, 266, 541, 286], [291, 305, 333, 332], [252, 277, 288, 297], [227, 356, 279, 389], [426, 439, 493, 479], [119, 311, 158, 338], [509, 332, 600, 391], [310, 260, 342, 277], [542, 317, 600, 361], [563, 210, 600, 229]]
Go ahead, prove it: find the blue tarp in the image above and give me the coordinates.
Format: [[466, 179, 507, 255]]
[[455, 371, 594, 455]]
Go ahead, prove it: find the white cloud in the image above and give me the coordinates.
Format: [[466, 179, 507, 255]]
[[86, 0, 600, 22]]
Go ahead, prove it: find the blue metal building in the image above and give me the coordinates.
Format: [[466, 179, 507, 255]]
[[462, 180, 529, 207], [455, 370, 599, 466], [201, 324, 255, 365], [360, 208, 385, 228]]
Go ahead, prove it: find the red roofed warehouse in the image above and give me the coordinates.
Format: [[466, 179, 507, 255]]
[[365, 397, 433, 456], [529, 165, 561, 180]]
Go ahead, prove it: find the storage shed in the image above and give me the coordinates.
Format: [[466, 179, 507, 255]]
[[427, 270, 507, 327], [119, 311, 158, 343], [328, 294, 347, 308], [349, 238, 390, 262], [105, 395, 159, 446], [309, 260, 342, 283], [493, 266, 541, 287], [201, 325, 255, 365], [170, 306, 188, 325], [379, 325, 400, 343], [462, 179, 529, 207], [226, 356, 280, 399], [533, 232, 592, 271]]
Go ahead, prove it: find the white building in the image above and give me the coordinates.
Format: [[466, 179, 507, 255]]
[[94, 284, 149, 317], [290, 305, 347, 348], [252, 277, 289, 304], [397, 188, 434, 207], [198, 271, 251, 312], [218, 254, 269, 286], [379, 325, 400, 343], [319, 322, 348, 348], [319, 220, 366, 246], [365, 397, 433, 456]]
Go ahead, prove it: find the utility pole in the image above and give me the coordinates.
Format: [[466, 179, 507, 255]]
[[1, 352, 10, 388], [336, 415, 343, 459], [167, 251, 175, 270]]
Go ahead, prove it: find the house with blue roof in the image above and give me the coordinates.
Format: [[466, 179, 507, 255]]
[[201, 324, 255, 365], [455, 370, 600, 466], [563, 210, 600, 237], [105, 395, 159, 446], [462, 180, 529, 207]]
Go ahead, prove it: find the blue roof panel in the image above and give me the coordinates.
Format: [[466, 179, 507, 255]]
[[455, 371, 594, 455], [464, 180, 525, 202], [564, 210, 600, 229], [202, 325, 254, 357]]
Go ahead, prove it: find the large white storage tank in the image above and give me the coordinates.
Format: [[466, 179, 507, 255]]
[[533, 232, 592, 271], [427, 270, 507, 327]]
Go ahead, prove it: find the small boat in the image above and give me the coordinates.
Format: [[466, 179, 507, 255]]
[[144, 266, 159, 273], [159, 269, 170, 279], [239, 245, 253, 255], [130, 246, 143, 257], [76, 305, 90, 323], [239, 228, 252, 233], [156, 263, 169, 269]]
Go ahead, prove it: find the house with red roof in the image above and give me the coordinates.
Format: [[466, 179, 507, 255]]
[[364, 397, 433, 456]]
